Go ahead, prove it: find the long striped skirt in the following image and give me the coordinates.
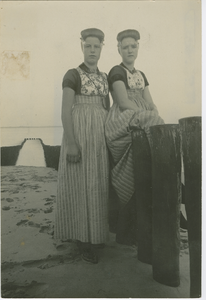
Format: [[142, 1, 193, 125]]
[[54, 95, 109, 244], [105, 89, 164, 205]]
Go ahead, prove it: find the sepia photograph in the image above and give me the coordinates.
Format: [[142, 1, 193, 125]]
[[0, 0, 202, 298]]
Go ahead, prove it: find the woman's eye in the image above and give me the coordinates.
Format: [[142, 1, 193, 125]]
[[122, 44, 137, 50]]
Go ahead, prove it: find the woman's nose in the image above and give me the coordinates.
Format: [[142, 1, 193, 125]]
[[128, 46, 133, 53], [90, 46, 95, 52]]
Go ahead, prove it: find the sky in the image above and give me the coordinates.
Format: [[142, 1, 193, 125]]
[[0, 0, 202, 127]]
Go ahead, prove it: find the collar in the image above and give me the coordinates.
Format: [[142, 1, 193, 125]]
[[120, 62, 137, 74], [79, 62, 100, 75]]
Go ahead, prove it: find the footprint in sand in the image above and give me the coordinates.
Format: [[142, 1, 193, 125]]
[[12, 190, 19, 194], [16, 220, 28, 226], [15, 209, 24, 213], [43, 198, 54, 205], [39, 225, 51, 233], [28, 221, 41, 228], [27, 208, 40, 213], [6, 198, 14, 202], [31, 185, 40, 190], [44, 201, 53, 206], [9, 178, 18, 182], [19, 183, 27, 187], [45, 220, 52, 224], [2, 206, 11, 211], [44, 207, 53, 214], [44, 203, 53, 206], [44, 198, 53, 201]]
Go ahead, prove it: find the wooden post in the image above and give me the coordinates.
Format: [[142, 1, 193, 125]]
[[132, 128, 152, 264], [179, 117, 201, 298], [150, 124, 181, 287]]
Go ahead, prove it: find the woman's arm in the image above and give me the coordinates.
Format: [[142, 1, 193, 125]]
[[143, 86, 158, 112], [62, 87, 81, 163], [105, 94, 111, 111], [112, 81, 139, 111]]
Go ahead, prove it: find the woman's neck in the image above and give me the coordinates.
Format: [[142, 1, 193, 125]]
[[84, 61, 98, 73], [122, 61, 135, 72]]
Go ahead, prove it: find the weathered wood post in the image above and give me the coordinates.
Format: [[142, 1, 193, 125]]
[[132, 128, 152, 264], [179, 117, 201, 298], [150, 124, 181, 287]]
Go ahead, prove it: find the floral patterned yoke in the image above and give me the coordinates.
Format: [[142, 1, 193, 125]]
[[77, 67, 108, 97]]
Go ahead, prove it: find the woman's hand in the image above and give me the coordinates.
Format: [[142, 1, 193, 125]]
[[143, 86, 159, 114], [66, 144, 81, 163], [61, 88, 81, 163]]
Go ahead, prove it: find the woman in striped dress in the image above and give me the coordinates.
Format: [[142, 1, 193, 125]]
[[105, 29, 164, 245], [54, 28, 110, 264]]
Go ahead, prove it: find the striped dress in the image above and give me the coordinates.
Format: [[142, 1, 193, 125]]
[[105, 64, 164, 206], [54, 64, 109, 244]]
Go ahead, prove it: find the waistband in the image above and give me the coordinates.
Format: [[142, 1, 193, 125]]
[[74, 95, 107, 108]]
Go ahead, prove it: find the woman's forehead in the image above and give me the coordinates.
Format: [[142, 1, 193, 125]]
[[121, 37, 137, 45], [84, 36, 101, 44]]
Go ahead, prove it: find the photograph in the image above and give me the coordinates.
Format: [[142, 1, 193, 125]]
[[0, 0, 202, 298]]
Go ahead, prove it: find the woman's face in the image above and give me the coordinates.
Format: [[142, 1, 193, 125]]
[[82, 36, 102, 66], [119, 37, 139, 65]]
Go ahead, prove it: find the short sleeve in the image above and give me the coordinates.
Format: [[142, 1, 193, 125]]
[[62, 69, 79, 91], [140, 71, 149, 87], [108, 66, 128, 91]]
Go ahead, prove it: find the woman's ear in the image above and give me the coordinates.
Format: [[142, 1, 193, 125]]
[[81, 41, 84, 52]]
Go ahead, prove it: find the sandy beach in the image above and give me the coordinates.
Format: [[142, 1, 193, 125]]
[[1, 165, 190, 298]]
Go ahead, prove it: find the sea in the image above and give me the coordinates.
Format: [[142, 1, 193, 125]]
[[1, 126, 63, 167]]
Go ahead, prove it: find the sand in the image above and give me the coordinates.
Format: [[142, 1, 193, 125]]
[[1, 166, 190, 298]]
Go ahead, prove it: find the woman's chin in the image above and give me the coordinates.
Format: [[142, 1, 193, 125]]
[[86, 58, 98, 65], [124, 58, 135, 64]]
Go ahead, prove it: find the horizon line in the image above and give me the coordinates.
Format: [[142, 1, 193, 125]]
[[0, 126, 62, 129]]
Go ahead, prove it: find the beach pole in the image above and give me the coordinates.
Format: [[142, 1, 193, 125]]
[[132, 128, 152, 264], [150, 124, 181, 287], [179, 117, 201, 298]]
